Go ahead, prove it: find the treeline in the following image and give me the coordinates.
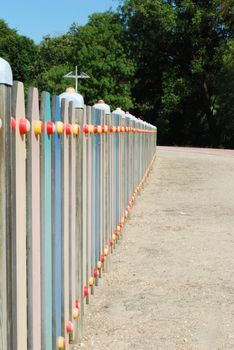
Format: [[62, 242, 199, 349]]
[[0, 0, 233, 147]]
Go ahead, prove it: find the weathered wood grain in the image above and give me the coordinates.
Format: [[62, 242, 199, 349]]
[[11, 81, 28, 350], [51, 95, 62, 349], [26, 87, 42, 350], [60, 98, 70, 346], [0, 84, 11, 350], [75, 107, 85, 341]]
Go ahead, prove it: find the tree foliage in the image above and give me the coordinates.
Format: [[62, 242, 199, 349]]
[[35, 12, 135, 110], [0, 1, 233, 147], [121, 0, 234, 146], [68, 12, 135, 109], [0, 20, 38, 85]]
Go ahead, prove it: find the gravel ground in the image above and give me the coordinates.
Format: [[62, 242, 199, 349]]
[[79, 147, 234, 350]]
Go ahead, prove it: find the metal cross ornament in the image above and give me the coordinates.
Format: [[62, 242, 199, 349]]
[[63, 66, 90, 92]]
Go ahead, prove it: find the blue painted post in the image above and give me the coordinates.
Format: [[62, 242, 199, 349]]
[[51, 95, 62, 349], [40, 91, 53, 350]]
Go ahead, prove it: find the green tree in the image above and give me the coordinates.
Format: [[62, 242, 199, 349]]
[[0, 20, 38, 85], [35, 34, 74, 93], [120, 0, 175, 132], [215, 39, 234, 147], [69, 12, 135, 110], [121, 0, 234, 147], [36, 12, 135, 110]]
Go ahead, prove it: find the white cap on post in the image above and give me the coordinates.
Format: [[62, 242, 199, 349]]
[[93, 99, 110, 114], [59, 87, 84, 109], [0, 58, 13, 86], [125, 111, 135, 120], [113, 107, 125, 117]]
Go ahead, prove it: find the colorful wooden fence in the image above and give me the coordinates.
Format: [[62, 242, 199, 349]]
[[0, 58, 157, 350]]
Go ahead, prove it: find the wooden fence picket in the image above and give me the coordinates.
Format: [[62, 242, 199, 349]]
[[0, 81, 12, 350], [11, 81, 28, 350], [41, 91, 53, 350], [51, 95, 62, 349], [27, 87, 42, 350]]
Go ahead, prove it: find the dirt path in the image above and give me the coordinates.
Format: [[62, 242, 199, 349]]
[[80, 147, 234, 350]]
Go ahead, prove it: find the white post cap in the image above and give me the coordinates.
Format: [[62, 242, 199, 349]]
[[0, 58, 13, 86]]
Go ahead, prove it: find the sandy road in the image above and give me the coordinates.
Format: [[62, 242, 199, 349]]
[[79, 147, 234, 350]]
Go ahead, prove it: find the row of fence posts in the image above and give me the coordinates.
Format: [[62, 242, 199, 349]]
[[0, 58, 157, 350]]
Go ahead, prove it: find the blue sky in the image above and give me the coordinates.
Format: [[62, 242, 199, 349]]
[[1, 0, 118, 43]]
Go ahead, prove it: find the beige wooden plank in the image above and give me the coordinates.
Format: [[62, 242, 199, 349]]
[[0, 84, 11, 349], [26, 87, 42, 350], [61, 98, 70, 346], [12, 81, 28, 350]]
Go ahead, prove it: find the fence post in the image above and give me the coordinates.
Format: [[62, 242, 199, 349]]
[[60, 98, 71, 346], [40, 91, 53, 350], [120, 111, 126, 237], [11, 81, 28, 350], [110, 112, 115, 248], [68, 101, 78, 343], [100, 110, 105, 272], [92, 101, 110, 270], [75, 105, 85, 340], [86, 106, 92, 290], [0, 57, 12, 349], [26, 87, 42, 350], [104, 112, 110, 271], [51, 95, 62, 349]]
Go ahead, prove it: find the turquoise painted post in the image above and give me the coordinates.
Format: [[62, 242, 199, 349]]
[[51, 95, 62, 348], [41, 91, 53, 350]]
